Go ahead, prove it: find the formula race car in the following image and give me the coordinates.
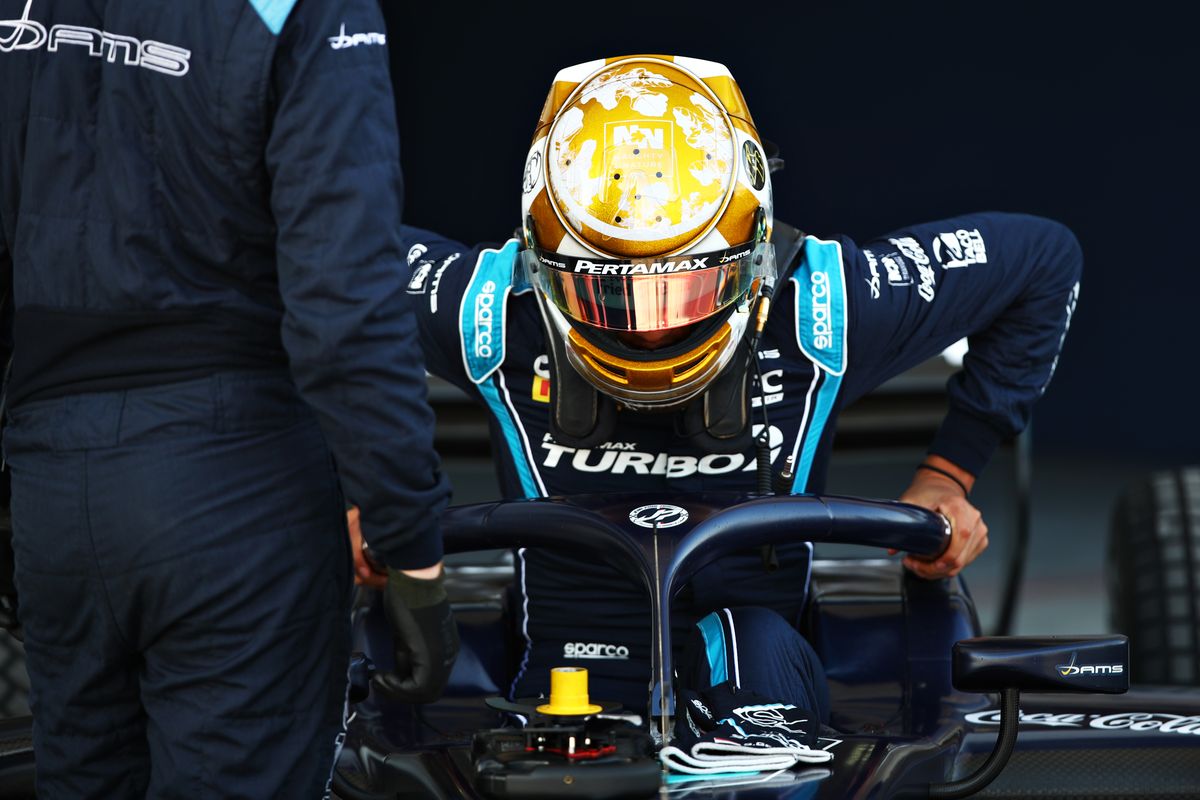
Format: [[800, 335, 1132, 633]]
[[2, 488, 1198, 798], [330, 491, 1200, 800]]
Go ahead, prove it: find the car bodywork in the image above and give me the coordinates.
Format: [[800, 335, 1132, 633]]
[[337, 493, 1200, 799]]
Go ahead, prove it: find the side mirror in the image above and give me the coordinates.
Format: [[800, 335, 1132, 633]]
[[953, 635, 1129, 694], [929, 635, 1128, 799]]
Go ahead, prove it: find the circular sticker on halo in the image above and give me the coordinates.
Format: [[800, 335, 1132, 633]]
[[742, 140, 767, 191], [628, 504, 689, 529]]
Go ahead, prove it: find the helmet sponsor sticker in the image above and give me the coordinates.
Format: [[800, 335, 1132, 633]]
[[522, 150, 542, 195], [742, 140, 767, 191], [534, 243, 753, 277]]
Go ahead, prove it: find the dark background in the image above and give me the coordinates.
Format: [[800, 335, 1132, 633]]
[[381, 2, 1198, 465]]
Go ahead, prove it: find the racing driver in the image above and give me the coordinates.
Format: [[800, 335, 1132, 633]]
[[355, 55, 1083, 714]]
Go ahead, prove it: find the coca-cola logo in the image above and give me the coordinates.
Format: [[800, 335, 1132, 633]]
[[966, 709, 1200, 737]]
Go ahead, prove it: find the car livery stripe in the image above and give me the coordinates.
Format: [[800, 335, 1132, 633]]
[[246, 0, 298, 35]]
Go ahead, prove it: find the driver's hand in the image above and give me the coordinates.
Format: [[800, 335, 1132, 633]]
[[347, 506, 387, 590], [895, 457, 988, 580]]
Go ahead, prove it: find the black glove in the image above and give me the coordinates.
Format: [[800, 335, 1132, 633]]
[[371, 565, 459, 704]]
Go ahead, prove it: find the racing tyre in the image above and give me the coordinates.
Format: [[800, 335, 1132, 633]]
[[1109, 467, 1200, 685]]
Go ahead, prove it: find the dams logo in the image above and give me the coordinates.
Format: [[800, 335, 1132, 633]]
[[1057, 652, 1124, 677], [0, 0, 191, 77]]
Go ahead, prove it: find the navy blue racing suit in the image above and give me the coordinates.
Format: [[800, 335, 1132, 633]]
[[0, 1, 448, 797], [402, 213, 1081, 712]]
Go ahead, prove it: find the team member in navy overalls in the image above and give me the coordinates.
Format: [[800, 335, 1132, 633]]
[[353, 55, 1082, 720], [0, 1, 456, 796]]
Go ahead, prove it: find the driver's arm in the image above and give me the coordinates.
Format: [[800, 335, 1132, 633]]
[[396, 225, 514, 394], [839, 212, 1083, 578]]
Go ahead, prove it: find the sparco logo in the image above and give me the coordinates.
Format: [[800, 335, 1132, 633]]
[[474, 280, 497, 358], [810, 271, 833, 349], [629, 504, 689, 529], [563, 642, 630, 660], [1, 0, 191, 77], [1057, 652, 1124, 677]]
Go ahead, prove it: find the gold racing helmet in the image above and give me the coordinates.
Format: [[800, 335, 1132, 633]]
[[519, 55, 776, 413]]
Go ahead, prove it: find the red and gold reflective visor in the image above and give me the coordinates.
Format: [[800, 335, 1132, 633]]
[[522, 242, 775, 333]]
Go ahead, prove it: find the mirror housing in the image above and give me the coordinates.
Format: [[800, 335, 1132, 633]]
[[953, 635, 1129, 694], [930, 635, 1130, 799]]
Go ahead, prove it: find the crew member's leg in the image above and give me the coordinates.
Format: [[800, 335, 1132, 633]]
[[9, 430, 151, 799], [7, 375, 354, 799]]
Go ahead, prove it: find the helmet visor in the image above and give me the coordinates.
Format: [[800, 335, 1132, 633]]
[[523, 241, 775, 333]]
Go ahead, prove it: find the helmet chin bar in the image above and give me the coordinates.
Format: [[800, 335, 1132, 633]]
[[534, 291, 755, 452]]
